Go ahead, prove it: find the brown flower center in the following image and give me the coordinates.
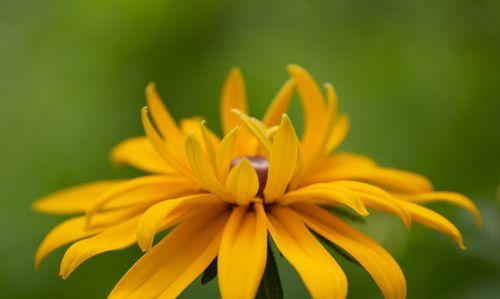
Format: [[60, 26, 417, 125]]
[[230, 156, 268, 198]]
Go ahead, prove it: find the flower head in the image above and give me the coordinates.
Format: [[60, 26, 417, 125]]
[[34, 65, 481, 299]]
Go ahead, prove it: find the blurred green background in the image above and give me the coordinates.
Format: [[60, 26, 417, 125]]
[[1, 0, 499, 298]]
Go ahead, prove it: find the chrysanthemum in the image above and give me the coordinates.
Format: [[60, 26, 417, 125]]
[[34, 65, 481, 299]]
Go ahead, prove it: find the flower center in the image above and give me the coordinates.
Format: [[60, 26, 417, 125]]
[[230, 156, 268, 198]]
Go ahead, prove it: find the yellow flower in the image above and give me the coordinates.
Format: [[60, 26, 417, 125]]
[[34, 65, 481, 299]]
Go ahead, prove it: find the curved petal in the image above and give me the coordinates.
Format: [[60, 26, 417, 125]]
[[294, 202, 406, 299], [109, 204, 230, 299], [218, 204, 267, 299], [136, 193, 219, 252], [279, 183, 369, 216], [263, 79, 296, 127], [111, 136, 174, 174], [321, 152, 378, 169], [309, 166, 433, 194], [332, 181, 411, 228], [287, 65, 325, 155], [326, 114, 349, 153], [185, 135, 231, 202], [35, 207, 141, 269], [267, 205, 347, 299], [394, 199, 465, 249], [264, 114, 299, 203], [220, 67, 248, 134], [85, 175, 196, 225], [33, 180, 124, 215], [60, 216, 140, 279], [215, 127, 239, 181], [225, 159, 259, 205], [145, 83, 184, 148], [399, 192, 481, 226], [232, 109, 272, 152], [141, 107, 193, 177], [179, 118, 219, 163], [200, 121, 217, 164]]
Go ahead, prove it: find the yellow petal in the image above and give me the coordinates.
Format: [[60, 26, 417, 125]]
[[180, 117, 204, 135], [225, 159, 259, 205], [185, 134, 232, 201], [287, 143, 305, 191], [287, 65, 325, 145], [220, 67, 248, 134], [231, 109, 272, 153], [111, 136, 174, 174], [309, 165, 433, 194], [303, 83, 344, 174], [400, 192, 481, 226], [279, 183, 369, 216], [85, 175, 195, 226], [394, 199, 465, 249], [287, 65, 326, 171], [218, 204, 267, 299], [33, 180, 124, 215], [201, 121, 217, 164], [326, 114, 349, 153], [145, 83, 184, 147], [136, 193, 218, 252], [108, 204, 230, 299], [35, 207, 141, 269], [263, 79, 296, 127], [332, 180, 411, 228], [267, 205, 347, 299], [294, 202, 406, 299], [215, 127, 239, 182], [141, 107, 193, 177], [321, 152, 377, 169], [60, 216, 140, 279], [264, 114, 299, 203]]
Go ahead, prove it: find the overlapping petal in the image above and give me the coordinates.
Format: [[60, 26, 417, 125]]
[[279, 183, 369, 216], [35, 207, 142, 269], [394, 199, 465, 249], [218, 204, 267, 299], [264, 114, 299, 202], [145, 83, 184, 150], [136, 193, 219, 252], [267, 205, 347, 299], [294, 202, 406, 299], [85, 175, 197, 225], [225, 159, 259, 205], [33, 180, 124, 214], [60, 216, 140, 279], [109, 204, 230, 299], [185, 135, 231, 201], [262, 79, 296, 127], [398, 192, 481, 225], [111, 137, 174, 174]]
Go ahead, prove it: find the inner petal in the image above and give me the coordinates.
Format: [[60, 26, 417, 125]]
[[231, 156, 268, 198]]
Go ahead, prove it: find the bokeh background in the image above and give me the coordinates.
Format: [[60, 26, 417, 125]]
[[1, 0, 499, 298]]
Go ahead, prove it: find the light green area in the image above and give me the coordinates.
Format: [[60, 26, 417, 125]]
[[1, 0, 499, 298]]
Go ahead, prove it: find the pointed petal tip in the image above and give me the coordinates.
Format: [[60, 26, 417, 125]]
[[145, 82, 158, 97], [230, 66, 241, 74], [358, 207, 370, 217], [138, 242, 150, 253], [31, 200, 42, 212], [287, 64, 303, 73]]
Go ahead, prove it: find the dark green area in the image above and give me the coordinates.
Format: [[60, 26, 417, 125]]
[[256, 241, 283, 299], [1, 0, 499, 298]]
